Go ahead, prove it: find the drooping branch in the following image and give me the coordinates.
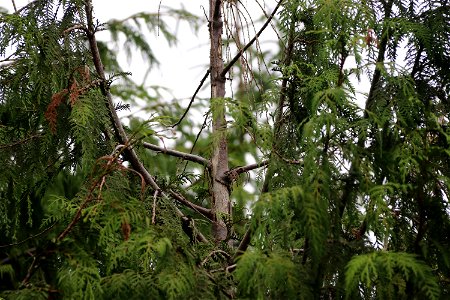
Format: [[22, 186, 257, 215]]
[[220, 0, 283, 78], [143, 141, 211, 167], [0, 134, 42, 149], [0, 223, 56, 248], [261, 8, 294, 194]]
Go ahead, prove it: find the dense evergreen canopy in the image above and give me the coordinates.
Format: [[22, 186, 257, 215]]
[[0, 0, 449, 299]]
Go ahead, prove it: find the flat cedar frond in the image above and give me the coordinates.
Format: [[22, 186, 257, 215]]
[[345, 252, 440, 300]]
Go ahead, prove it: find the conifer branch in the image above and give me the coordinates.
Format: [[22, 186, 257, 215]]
[[84, 0, 159, 192], [142, 141, 211, 167], [339, 0, 394, 218], [273, 149, 303, 165], [0, 223, 56, 248], [57, 176, 102, 242], [62, 24, 86, 35], [201, 250, 231, 266], [261, 16, 295, 193], [11, 0, 17, 12], [83, 0, 211, 245], [363, 0, 393, 118], [220, 0, 283, 78]]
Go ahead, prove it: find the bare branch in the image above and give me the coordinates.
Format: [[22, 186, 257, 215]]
[[169, 190, 213, 220], [220, 0, 283, 78], [230, 160, 269, 175], [143, 142, 211, 167], [232, 227, 252, 262], [0, 223, 56, 248], [0, 134, 42, 149], [172, 69, 210, 127], [273, 149, 303, 165], [201, 250, 231, 266], [62, 24, 86, 36], [11, 0, 17, 12]]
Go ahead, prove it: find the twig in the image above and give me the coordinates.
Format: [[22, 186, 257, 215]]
[[172, 69, 210, 127], [21, 256, 36, 286], [169, 190, 212, 219], [182, 110, 210, 173], [210, 263, 236, 273], [143, 142, 211, 167], [273, 149, 303, 165], [0, 223, 56, 248], [224, 160, 269, 184], [11, 0, 17, 12], [0, 134, 42, 149], [220, 0, 283, 78], [201, 249, 231, 266], [57, 177, 102, 242], [229, 160, 269, 175], [62, 24, 86, 35], [152, 190, 160, 224], [13, 0, 40, 15]]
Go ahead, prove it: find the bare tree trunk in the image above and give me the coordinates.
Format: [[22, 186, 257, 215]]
[[209, 0, 231, 242]]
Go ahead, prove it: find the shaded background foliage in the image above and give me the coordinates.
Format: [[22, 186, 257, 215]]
[[0, 0, 449, 299]]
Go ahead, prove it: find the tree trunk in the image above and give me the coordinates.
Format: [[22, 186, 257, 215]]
[[209, 0, 230, 242]]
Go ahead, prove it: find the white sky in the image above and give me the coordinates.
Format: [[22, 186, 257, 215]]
[[2, 0, 375, 110], [3, 1, 278, 102]]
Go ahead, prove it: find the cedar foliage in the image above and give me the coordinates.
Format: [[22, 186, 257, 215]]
[[0, 0, 449, 299]]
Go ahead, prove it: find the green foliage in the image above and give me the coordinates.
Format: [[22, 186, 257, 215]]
[[345, 252, 440, 300], [1, 0, 449, 299], [235, 249, 312, 299]]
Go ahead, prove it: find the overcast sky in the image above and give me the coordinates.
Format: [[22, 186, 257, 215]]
[[4, 0, 279, 105], [3, 0, 377, 111]]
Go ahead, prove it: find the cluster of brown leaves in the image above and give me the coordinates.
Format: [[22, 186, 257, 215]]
[[45, 65, 96, 133]]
